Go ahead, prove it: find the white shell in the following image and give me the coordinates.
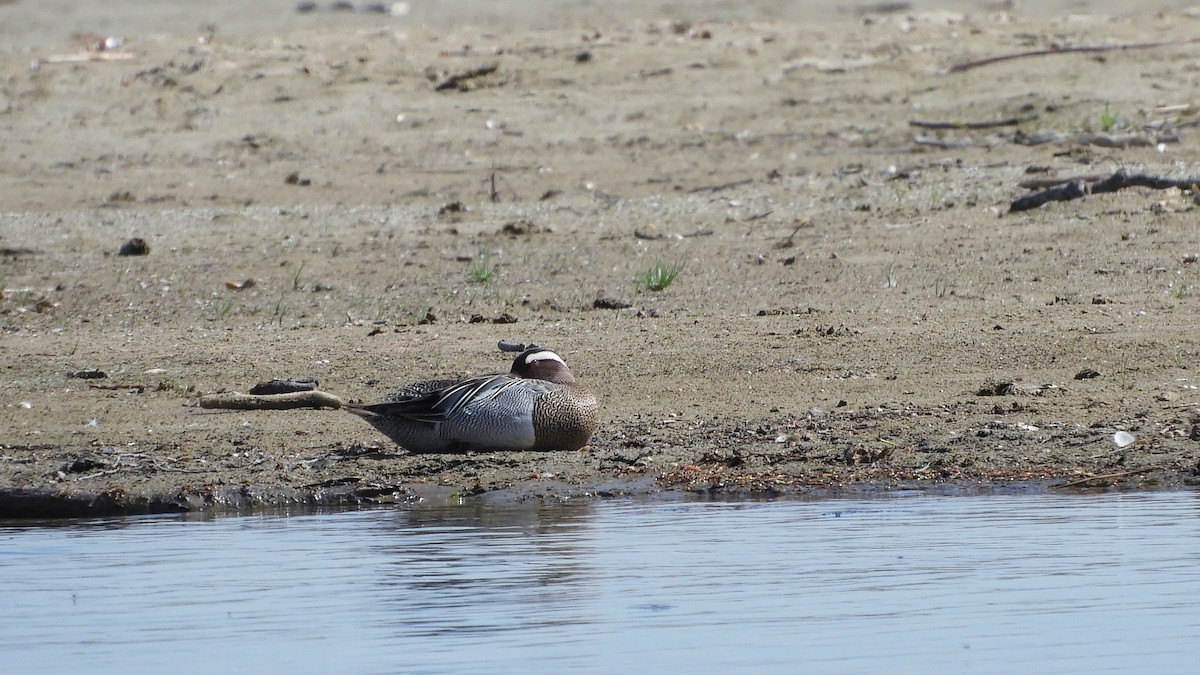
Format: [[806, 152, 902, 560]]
[[1112, 431, 1135, 448]]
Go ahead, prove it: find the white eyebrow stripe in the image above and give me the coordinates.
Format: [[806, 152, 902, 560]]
[[524, 351, 565, 365]]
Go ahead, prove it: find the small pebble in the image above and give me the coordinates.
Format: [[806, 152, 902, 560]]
[[250, 378, 318, 395], [117, 238, 149, 256], [67, 369, 108, 380]]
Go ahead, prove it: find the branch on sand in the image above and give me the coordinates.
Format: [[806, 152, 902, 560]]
[[1009, 168, 1200, 213], [1051, 466, 1162, 489], [32, 52, 135, 67], [199, 390, 345, 411], [941, 37, 1200, 75], [432, 63, 499, 91], [909, 116, 1035, 130]]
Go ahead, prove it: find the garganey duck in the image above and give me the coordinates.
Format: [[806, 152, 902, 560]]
[[345, 346, 598, 454]]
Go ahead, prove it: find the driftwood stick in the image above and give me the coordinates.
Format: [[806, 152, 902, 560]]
[[909, 116, 1035, 130], [942, 38, 1200, 75], [433, 63, 499, 91], [634, 228, 714, 240], [1010, 168, 1200, 212], [1051, 466, 1161, 489], [33, 52, 136, 66], [199, 390, 345, 410], [688, 178, 754, 194], [1017, 173, 1107, 189]]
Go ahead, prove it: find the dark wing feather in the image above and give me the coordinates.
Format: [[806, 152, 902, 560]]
[[382, 378, 461, 401], [359, 374, 522, 424]]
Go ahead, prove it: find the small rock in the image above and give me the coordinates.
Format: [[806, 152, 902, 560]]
[[437, 201, 467, 218], [1113, 431, 1136, 448], [499, 219, 548, 236], [117, 238, 149, 256], [593, 297, 632, 310], [63, 455, 108, 474], [67, 369, 108, 380], [977, 382, 1017, 396], [249, 378, 318, 395], [1074, 368, 1101, 380], [468, 313, 518, 324], [498, 340, 532, 353]]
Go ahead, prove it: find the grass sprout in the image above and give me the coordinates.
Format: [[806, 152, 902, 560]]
[[467, 248, 498, 284], [1098, 103, 1124, 132], [636, 258, 684, 292]]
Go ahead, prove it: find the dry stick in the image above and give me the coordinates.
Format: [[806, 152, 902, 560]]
[[688, 178, 754, 194], [34, 52, 136, 66], [1010, 168, 1200, 212], [909, 116, 1035, 130], [433, 63, 499, 91], [1051, 466, 1162, 489], [633, 228, 714, 240], [1017, 173, 1107, 190], [942, 37, 1200, 75], [199, 390, 346, 411], [913, 135, 973, 149], [89, 383, 148, 392]]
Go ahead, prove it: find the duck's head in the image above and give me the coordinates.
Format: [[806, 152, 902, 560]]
[[510, 347, 577, 384]]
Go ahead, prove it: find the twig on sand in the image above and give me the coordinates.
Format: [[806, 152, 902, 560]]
[[199, 390, 345, 411], [1015, 131, 1155, 148], [33, 52, 135, 67], [433, 63, 499, 91], [941, 38, 1200, 75], [1010, 168, 1200, 212], [634, 228, 714, 240], [1051, 466, 1161, 489], [1017, 173, 1107, 190], [913, 135, 974, 149], [909, 117, 1035, 130], [89, 383, 149, 393], [688, 178, 753, 194]]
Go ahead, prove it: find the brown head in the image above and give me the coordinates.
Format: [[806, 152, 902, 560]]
[[510, 347, 577, 385]]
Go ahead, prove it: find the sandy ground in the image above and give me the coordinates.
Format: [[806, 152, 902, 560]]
[[3, 1, 1200, 516]]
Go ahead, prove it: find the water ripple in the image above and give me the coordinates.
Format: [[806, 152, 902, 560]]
[[2, 492, 1198, 674]]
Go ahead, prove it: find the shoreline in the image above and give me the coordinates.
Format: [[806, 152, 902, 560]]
[[2, 471, 1192, 520]]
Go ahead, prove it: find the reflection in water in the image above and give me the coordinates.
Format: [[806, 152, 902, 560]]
[[376, 502, 599, 642], [1, 492, 1199, 673]]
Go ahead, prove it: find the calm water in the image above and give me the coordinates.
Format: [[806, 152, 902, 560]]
[[2, 492, 1198, 674]]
